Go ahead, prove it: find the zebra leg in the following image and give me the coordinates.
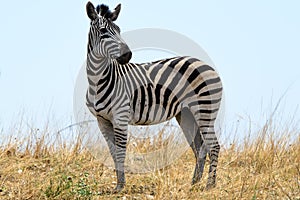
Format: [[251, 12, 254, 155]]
[[98, 117, 128, 192], [191, 129, 208, 185], [97, 118, 119, 187], [189, 103, 220, 189], [198, 122, 220, 189], [112, 123, 128, 192], [97, 118, 117, 163], [176, 108, 208, 185]]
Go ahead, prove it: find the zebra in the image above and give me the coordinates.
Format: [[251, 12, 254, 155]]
[[85, 2, 223, 192]]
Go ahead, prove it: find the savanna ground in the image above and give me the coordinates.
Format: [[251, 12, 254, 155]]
[[0, 120, 299, 200]]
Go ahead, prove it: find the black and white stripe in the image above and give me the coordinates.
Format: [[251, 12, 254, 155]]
[[85, 2, 223, 192]]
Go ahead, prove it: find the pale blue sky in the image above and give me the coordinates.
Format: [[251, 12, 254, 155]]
[[0, 1, 300, 139]]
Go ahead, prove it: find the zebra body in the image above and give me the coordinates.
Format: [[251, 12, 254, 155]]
[[85, 2, 222, 192], [87, 57, 221, 126]]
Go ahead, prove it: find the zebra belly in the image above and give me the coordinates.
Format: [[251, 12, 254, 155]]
[[128, 84, 182, 126], [129, 103, 178, 126]]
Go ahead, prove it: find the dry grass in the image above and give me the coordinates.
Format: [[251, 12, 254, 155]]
[[0, 122, 299, 200]]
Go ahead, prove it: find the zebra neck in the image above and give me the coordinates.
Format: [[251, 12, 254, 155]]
[[86, 54, 112, 86]]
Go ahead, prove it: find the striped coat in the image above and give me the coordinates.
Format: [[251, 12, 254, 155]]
[[86, 2, 222, 192]]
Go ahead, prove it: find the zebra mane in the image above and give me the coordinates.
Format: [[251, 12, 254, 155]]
[[96, 4, 113, 19]]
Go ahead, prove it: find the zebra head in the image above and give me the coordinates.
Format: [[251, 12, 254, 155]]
[[86, 2, 132, 64]]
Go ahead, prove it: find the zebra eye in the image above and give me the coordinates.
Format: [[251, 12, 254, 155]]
[[99, 27, 108, 34]]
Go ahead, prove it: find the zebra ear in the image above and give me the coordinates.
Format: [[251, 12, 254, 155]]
[[111, 4, 121, 21], [86, 1, 98, 20]]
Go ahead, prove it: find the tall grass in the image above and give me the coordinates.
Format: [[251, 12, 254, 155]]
[[0, 117, 299, 199]]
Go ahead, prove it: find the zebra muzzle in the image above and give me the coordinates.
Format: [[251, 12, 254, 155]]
[[116, 50, 132, 65]]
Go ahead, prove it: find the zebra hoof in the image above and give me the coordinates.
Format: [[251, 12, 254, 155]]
[[191, 179, 200, 185], [112, 183, 125, 193], [205, 182, 216, 190], [191, 174, 202, 185]]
